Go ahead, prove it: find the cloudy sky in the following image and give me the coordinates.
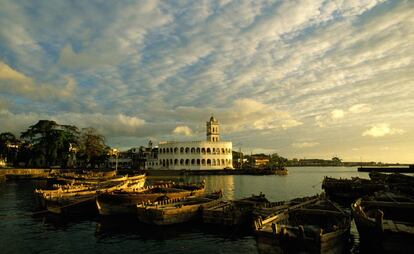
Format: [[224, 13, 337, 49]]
[[0, 0, 413, 163]]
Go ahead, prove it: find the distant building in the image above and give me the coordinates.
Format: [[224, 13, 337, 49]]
[[156, 116, 233, 170], [107, 149, 133, 169], [141, 141, 159, 169], [251, 154, 270, 166]]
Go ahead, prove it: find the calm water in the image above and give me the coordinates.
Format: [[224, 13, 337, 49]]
[[0, 167, 368, 254]]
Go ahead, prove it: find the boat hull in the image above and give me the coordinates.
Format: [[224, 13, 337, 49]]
[[254, 197, 351, 254], [256, 226, 349, 254], [136, 193, 222, 225], [46, 195, 98, 215], [352, 198, 414, 253]]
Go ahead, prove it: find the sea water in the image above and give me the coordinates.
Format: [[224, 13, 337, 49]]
[[0, 167, 368, 254]]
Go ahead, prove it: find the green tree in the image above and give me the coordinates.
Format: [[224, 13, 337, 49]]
[[77, 127, 108, 169], [332, 156, 342, 166], [20, 120, 79, 167], [269, 153, 288, 168]]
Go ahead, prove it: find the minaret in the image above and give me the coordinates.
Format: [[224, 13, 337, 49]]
[[206, 116, 220, 142]]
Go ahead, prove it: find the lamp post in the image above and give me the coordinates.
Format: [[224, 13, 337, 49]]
[[115, 149, 119, 172], [111, 148, 119, 172]]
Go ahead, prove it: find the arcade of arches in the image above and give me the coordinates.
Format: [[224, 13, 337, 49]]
[[157, 141, 233, 170]]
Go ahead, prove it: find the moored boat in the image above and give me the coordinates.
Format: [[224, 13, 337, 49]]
[[96, 181, 206, 216], [322, 176, 384, 204], [253, 195, 351, 254], [136, 191, 222, 225], [369, 172, 414, 195], [36, 174, 146, 214], [43, 181, 131, 215], [351, 191, 414, 253], [203, 193, 270, 226]]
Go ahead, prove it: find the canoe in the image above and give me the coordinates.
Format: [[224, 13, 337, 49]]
[[43, 181, 131, 215], [351, 192, 414, 253], [253, 195, 351, 254], [136, 191, 222, 225], [322, 176, 384, 204], [35, 174, 145, 207], [369, 172, 414, 196], [38, 175, 145, 214], [96, 181, 206, 216], [203, 193, 270, 226]]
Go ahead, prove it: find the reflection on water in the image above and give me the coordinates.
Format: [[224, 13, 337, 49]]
[[0, 167, 369, 253]]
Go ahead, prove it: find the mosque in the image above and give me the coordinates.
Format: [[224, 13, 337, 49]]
[[156, 116, 233, 170]]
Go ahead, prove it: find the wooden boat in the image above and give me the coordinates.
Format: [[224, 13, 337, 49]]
[[351, 192, 414, 253], [36, 174, 146, 214], [35, 174, 145, 204], [43, 181, 131, 215], [96, 181, 206, 216], [322, 176, 384, 204], [51, 169, 118, 180], [253, 195, 351, 254], [203, 193, 270, 226], [136, 191, 222, 225], [369, 172, 414, 195]]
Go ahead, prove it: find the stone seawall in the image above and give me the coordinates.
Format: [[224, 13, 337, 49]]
[[141, 169, 244, 176], [0, 168, 51, 175], [0, 168, 51, 180]]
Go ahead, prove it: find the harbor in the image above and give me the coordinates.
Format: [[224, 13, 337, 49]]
[[2, 166, 413, 253]]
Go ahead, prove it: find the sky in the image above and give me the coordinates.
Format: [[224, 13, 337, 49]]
[[0, 0, 413, 163]]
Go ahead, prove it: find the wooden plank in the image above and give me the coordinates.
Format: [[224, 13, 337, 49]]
[[296, 208, 344, 216]]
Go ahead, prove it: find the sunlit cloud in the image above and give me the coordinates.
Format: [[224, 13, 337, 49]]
[[292, 142, 320, 148], [331, 109, 345, 119], [0, 61, 76, 100], [362, 123, 405, 138], [0, 0, 413, 162], [348, 104, 372, 114], [172, 125, 193, 136]]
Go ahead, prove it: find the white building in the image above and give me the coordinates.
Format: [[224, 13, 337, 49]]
[[157, 116, 233, 170]]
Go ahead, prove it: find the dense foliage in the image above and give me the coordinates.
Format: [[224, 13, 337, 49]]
[[0, 120, 110, 168]]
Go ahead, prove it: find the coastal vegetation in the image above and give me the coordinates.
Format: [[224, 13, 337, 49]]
[[0, 120, 109, 169]]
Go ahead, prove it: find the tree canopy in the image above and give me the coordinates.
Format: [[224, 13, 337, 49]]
[[77, 127, 109, 169], [20, 120, 79, 167]]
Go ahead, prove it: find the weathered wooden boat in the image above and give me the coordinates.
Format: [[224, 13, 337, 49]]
[[322, 176, 384, 204], [43, 181, 131, 215], [51, 169, 118, 180], [203, 193, 270, 226], [136, 191, 222, 225], [351, 192, 414, 253], [369, 172, 414, 195], [36, 174, 146, 214], [253, 195, 351, 254], [96, 181, 206, 216], [35, 174, 145, 203]]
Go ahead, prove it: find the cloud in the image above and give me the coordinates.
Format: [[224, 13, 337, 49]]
[[172, 125, 193, 136], [292, 142, 320, 148], [160, 98, 303, 133], [0, 110, 147, 137], [0, 61, 32, 82], [0, 0, 413, 162], [349, 104, 372, 114], [315, 104, 373, 127], [331, 109, 345, 119], [0, 61, 77, 100], [362, 123, 405, 138]]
